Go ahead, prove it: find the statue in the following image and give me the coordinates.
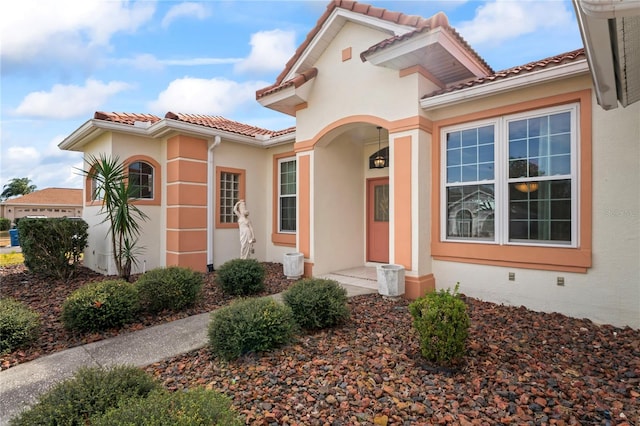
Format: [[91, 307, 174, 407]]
[[234, 200, 256, 259]]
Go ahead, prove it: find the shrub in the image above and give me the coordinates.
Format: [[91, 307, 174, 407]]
[[92, 388, 243, 426], [408, 283, 470, 365], [0, 298, 40, 354], [216, 258, 265, 296], [283, 278, 349, 330], [136, 267, 203, 313], [18, 217, 88, 280], [9, 365, 160, 426], [0, 217, 10, 231], [62, 280, 139, 332], [208, 297, 297, 361]]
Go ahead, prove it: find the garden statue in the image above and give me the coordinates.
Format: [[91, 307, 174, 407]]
[[234, 199, 256, 259]]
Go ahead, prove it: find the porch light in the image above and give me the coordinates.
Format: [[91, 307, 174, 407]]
[[515, 182, 539, 193], [373, 126, 386, 168]]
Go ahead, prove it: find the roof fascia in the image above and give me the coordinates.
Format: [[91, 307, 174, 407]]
[[58, 119, 149, 151], [573, 0, 619, 110], [282, 8, 412, 82], [420, 60, 589, 110]]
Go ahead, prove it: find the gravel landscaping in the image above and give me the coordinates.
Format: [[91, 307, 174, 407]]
[[2, 263, 639, 424]]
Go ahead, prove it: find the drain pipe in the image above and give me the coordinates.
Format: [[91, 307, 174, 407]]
[[207, 135, 221, 272]]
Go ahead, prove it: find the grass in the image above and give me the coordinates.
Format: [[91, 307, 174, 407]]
[[0, 252, 23, 267]]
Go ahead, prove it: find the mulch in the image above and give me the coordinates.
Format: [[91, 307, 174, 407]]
[[2, 264, 640, 425]]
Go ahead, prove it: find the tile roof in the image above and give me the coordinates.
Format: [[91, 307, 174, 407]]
[[359, 12, 492, 74], [93, 111, 295, 139], [2, 188, 82, 206], [94, 111, 161, 125], [256, 68, 318, 99], [165, 112, 295, 138], [422, 48, 587, 99], [260, 0, 468, 97]]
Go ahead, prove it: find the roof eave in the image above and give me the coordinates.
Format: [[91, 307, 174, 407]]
[[257, 83, 314, 116], [420, 60, 590, 110]]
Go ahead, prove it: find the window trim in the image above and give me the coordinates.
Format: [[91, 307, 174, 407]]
[[272, 152, 296, 246], [431, 89, 592, 273], [277, 156, 297, 234], [441, 104, 579, 248], [215, 166, 246, 229]]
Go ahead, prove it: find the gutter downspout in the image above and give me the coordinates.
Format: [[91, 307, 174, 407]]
[[207, 135, 222, 272]]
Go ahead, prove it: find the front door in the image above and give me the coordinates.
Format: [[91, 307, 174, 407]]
[[367, 177, 389, 263]]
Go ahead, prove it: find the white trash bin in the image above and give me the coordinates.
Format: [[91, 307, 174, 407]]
[[283, 252, 304, 279]]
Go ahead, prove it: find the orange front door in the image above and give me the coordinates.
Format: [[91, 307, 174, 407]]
[[367, 177, 389, 263]]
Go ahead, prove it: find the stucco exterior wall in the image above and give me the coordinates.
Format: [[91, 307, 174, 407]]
[[431, 85, 640, 328], [295, 22, 434, 142]]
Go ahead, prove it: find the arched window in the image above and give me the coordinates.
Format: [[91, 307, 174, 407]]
[[128, 161, 154, 199]]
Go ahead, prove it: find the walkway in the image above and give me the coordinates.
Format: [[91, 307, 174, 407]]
[[0, 278, 377, 425]]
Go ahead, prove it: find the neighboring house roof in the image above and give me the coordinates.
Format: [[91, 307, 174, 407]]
[[422, 48, 587, 99], [1, 188, 83, 206], [573, 0, 640, 109]]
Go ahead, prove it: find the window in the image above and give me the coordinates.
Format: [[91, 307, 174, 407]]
[[442, 104, 577, 247], [219, 171, 240, 224], [128, 161, 154, 199], [278, 157, 296, 232], [90, 170, 102, 201]]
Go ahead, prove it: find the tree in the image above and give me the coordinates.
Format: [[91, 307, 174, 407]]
[[1, 177, 37, 200], [82, 154, 149, 280]]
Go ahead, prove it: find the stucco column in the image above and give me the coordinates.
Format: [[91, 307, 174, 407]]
[[166, 135, 209, 272]]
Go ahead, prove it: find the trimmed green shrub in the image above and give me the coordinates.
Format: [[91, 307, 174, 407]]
[[92, 388, 243, 426], [18, 217, 88, 280], [208, 297, 297, 361], [283, 278, 349, 330], [216, 258, 265, 296], [62, 280, 139, 332], [136, 267, 203, 313], [0, 298, 40, 354], [408, 283, 470, 365], [9, 365, 160, 426], [0, 217, 10, 231]]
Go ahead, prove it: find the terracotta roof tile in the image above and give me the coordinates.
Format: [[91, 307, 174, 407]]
[[165, 112, 295, 138], [262, 0, 445, 95], [2, 188, 82, 206], [422, 48, 586, 99], [94, 112, 161, 125], [256, 68, 318, 99]]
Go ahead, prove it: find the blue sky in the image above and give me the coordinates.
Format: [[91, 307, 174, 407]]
[[0, 0, 583, 191]]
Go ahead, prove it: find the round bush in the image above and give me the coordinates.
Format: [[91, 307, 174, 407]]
[[408, 283, 470, 365], [61, 279, 139, 332], [0, 298, 40, 354], [283, 278, 349, 330], [136, 266, 204, 313], [208, 297, 297, 361], [216, 258, 265, 296], [10, 365, 160, 426], [92, 388, 243, 426]]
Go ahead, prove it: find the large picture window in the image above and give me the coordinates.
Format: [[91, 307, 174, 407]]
[[278, 157, 296, 233], [442, 104, 578, 247]]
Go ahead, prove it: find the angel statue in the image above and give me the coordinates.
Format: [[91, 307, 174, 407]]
[[233, 200, 256, 259]]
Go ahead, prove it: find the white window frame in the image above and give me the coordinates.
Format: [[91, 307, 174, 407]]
[[278, 157, 296, 234], [441, 103, 579, 248], [128, 161, 154, 200]]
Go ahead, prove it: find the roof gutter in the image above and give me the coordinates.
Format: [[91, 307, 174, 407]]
[[420, 59, 589, 110]]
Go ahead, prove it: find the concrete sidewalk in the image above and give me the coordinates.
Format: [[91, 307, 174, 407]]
[[0, 283, 376, 425]]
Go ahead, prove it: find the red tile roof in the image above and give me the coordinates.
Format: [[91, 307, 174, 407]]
[[2, 188, 82, 206], [94, 111, 161, 124], [165, 112, 295, 138], [258, 0, 491, 98], [256, 68, 318, 99], [422, 48, 586, 99]]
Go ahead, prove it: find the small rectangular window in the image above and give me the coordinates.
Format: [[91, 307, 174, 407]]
[[278, 158, 296, 232]]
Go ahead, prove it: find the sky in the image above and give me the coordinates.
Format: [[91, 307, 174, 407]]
[[0, 0, 583, 192]]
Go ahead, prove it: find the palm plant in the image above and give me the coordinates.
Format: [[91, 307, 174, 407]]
[[83, 154, 149, 280]]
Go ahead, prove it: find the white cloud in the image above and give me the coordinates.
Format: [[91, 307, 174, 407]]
[[15, 79, 133, 119], [456, 0, 574, 46], [0, 0, 155, 69], [161, 2, 210, 29], [235, 30, 296, 74], [148, 77, 269, 115]]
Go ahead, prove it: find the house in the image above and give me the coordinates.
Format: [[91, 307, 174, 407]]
[[0, 188, 83, 225], [59, 0, 639, 328]]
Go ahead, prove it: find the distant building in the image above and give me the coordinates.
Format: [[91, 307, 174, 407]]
[[0, 188, 83, 225]]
